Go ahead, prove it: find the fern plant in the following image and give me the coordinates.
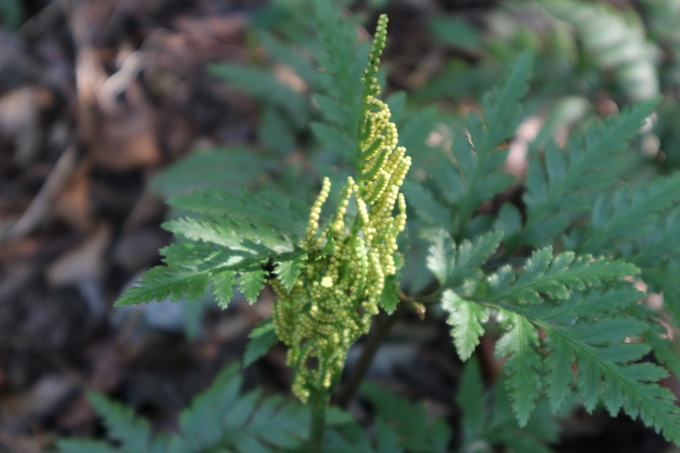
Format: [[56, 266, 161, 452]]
[[55, 1, 680, 452]]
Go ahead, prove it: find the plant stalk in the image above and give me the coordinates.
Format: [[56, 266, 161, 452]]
[[308, 387, 328, 453]]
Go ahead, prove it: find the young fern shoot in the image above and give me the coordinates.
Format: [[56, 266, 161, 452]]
[[271, 13, 410, 404]]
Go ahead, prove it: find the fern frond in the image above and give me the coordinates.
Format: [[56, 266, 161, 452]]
[[642, 258, 680, 316], [116, 265, 213, 306], [428, 230, 502, 359], [117, 190, 311, 307], [168, 189, 309, 242], [445, 242, 680, 439], [310, 0, 366, 166], [483, 287, 680, 443], [517, 108, 646, 245], [487, 247, 638, 305], [443, 290, 489, 360], [509, 99, 657, 249], [57, 363, 315, 453], [423, 53, 532, 236], [479, 52, 533, 149], [427, 229, 503, 290], [572, 173, 680, 255], [402, 182, 454, 230], [564, 176, 680, 320], [244, 318, 279, 366], [496, 313, 543, 426]]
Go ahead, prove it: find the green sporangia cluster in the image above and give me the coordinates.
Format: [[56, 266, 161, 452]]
[[271, 15, 411, 402]]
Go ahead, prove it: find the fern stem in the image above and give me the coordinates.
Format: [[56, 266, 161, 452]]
[[308, 387, 328, 453]]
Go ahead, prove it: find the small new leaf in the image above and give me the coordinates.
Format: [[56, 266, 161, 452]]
[[442, 290, 489, 360]]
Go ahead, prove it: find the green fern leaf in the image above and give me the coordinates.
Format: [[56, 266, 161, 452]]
[[84, 392, 151, 453], [534, 287, 643, 325], [480, 52, 533, 149], [116, 266, 212, 306], [168, 190, 308, 246], [275, 257, 305, 291], [438, 53, 531, 234], [311, 121, 356, 163], [486, 287, 680, 443], [495, 313, 543, 426], [174, 363, 310, 452], [547, 319, 680, 443], [258, 31, 319, 90], [427, 229, 503, 290], [512, 99, 657, 248], [574, 173, 680, 255], [117, 189, 311, 307], [456, 356, 487, 447], [642, 260, 680, 316], [487, 247, 638, 305], [442, 290, 489, 360], [237, 270, 267, 303], [456, 357, 560, 453], [211, 269, 236, 309], [402, 182, 454, 230], [310, 0, 367, 167]]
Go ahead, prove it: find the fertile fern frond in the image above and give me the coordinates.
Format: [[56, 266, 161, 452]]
[[506, 98, 657, 249]]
